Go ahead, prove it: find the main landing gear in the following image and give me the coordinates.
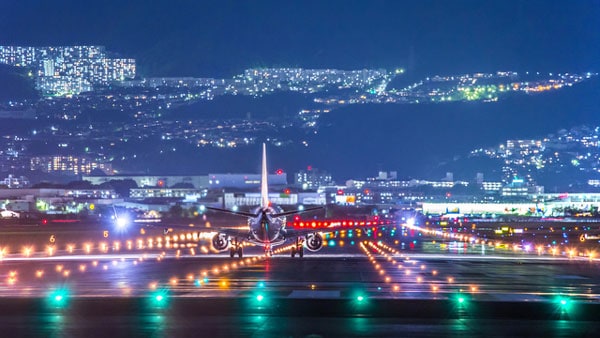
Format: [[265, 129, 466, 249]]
[[230, 238, 243, 258], [291, 238, 304, 258], [229, 246, 243, 258]]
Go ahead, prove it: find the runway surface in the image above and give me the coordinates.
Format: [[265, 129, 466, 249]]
[[1, 222, 599, 337]]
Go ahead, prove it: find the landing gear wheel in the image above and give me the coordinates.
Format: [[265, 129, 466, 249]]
[[291, 247, 296, 257], [229, 247, 235, 258], [299, 246, 304, 258], [237, 246, 243, 258]]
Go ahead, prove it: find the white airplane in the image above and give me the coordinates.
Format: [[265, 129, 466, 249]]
[[207, 143, 324, 258]]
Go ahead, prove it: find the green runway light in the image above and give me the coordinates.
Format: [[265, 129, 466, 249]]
[[558, 297, 570, 308], [454, 293, 469, 308], [48, 289, 69, 308], [149, 290, 169, 308], [554, 296, 573, 313]]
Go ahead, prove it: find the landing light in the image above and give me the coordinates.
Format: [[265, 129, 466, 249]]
[[256, 294, 264, 302], [115, 216, 129, 230]]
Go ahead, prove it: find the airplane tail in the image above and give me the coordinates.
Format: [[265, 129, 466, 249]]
[[205, 143, 324, 218], [261, 142, 269, 210]]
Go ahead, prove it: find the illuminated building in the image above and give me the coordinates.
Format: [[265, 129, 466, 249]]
[[223, 192, 297, 208], [1, 175, 30, 188], [295, 168, 333, 190], [84, 175, 209, 189], [500, 177, 544, 197], [0, 45, 136, 96], [208, 173, 287, 188], [130, 188, 208, 199], [30, 156, 113, 175]]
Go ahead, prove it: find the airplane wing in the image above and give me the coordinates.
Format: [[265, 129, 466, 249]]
[[272, 206, 324, 218], [204, 206, 257, 218]]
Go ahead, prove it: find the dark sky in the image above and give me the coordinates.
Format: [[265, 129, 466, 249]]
[[0, 0, 598, 77]]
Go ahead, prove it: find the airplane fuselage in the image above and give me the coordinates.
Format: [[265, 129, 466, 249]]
[[247, 207, 286, 247]]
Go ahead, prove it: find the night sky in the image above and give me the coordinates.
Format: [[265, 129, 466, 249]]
[[1, 0, 599, 179], [1, 0, 598, 77]]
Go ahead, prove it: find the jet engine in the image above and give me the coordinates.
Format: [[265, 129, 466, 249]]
[[212, 233, 229, 251], [305, 232, 323, 252]]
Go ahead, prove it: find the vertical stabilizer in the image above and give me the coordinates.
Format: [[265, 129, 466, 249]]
[[261, 143, 269, 209]]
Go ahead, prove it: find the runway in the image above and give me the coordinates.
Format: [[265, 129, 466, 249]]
[[3, 250, 600, 301], [1, 223, 600, 337]]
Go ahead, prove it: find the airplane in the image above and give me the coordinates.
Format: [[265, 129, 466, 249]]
[[206, 143, 325, 258]]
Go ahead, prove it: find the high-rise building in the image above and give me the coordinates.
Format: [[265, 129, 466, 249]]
[[0, 46, 136, 96]]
